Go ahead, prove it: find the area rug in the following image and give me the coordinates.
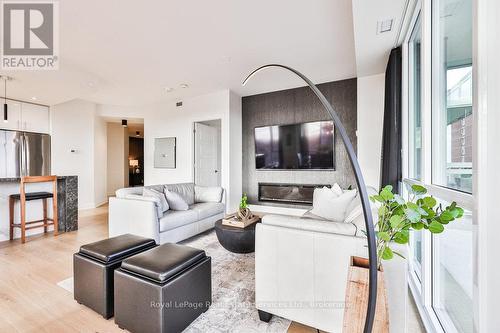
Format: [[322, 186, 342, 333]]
[[57, 231, 291, 332]]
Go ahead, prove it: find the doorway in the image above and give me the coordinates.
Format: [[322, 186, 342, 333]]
[[128, 123, 144, 187], [105, 118, 144, 197], [194, 119, 221, 186]]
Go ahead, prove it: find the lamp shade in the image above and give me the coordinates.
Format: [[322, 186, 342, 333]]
[[129, 159, 139, 167]]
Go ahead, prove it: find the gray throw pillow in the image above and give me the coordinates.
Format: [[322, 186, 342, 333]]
[[142, 188, 169, 216], [164, 189, 189, 211]]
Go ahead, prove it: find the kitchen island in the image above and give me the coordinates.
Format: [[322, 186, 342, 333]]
[[0, 176, 78, 241]]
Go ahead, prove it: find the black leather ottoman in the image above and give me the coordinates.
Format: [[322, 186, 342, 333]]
[[114, 243, 212, 333], [73, 234, 156, 319]]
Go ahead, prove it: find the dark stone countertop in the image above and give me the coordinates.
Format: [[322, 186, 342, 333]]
[[0, 175, 76, 183], [0, 175, 79, 233]]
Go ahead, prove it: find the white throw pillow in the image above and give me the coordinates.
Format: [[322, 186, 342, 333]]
[[142, 188, 169, 215], [311, 188, 357, 222], [164, 189, 189, 211], [195, 185, 223, 203], [331, 183, 343, 196]]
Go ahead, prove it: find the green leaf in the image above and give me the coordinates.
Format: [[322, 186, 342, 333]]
[[417, 207, 429, 217], [411, 184, 427, 195], [394, 230, 409, 244], [412, 222, 425, 230], [382, 246, 394, 260], [440, 210, 455, 222], [407, 202, 419, 210], [372, 195, 385, 203], [405, 208, 421, 223], [378, 205, 388, 216], [377, 231, 391, 241], [382, 185, 393, 193], [455, 207, 464, 219], [380, 188, 394, 201], [390, 215, 403, 229], [429, 220, 445, 233], [422, 196, 437, 208], [422, 207, 436, 219]]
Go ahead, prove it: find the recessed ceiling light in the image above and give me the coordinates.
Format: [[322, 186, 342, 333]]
[[31, 96, 37, 101], [165, 87, 174, 93], [180, 83, 189, 89], [377, 19, 394, 34]]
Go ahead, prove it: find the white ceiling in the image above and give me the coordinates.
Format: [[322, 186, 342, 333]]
[[0, 0, 407, 107], [352, 0, 410, 76]]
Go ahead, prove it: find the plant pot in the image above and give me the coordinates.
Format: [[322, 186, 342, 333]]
[[237, 207, 253, 221], [342, 256, 389, 333]]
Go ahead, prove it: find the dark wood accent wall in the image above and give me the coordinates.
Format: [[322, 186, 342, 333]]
[[242, 78, 357, 207]]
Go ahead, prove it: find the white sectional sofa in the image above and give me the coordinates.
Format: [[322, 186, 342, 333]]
[[108, 183, 225, 243], [255, 189, 408, 332]]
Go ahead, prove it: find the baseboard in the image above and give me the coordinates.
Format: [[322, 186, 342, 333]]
[[78, 199, 108, 210], [94, 199, 109, 208]]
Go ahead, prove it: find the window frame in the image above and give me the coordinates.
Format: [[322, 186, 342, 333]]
[[402, 0, 475, 332]]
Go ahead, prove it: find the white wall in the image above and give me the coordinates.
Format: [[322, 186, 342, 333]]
[[107, 122, 127, 196], [93, 116, 107, 206], [357, 73, 385, 188], [228, 91, 243, 211], [51, 99, 109, 209], [97, 90, 243, 210], [51, 99, 98, 209]]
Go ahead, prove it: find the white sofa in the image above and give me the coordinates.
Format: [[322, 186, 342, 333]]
[[108, 183, 225, 244], [255, 195, 408, 332]]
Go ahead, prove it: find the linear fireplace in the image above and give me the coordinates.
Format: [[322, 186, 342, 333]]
[[258, 183, 327, 205]]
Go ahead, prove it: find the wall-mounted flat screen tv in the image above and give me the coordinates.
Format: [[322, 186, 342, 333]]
[[254, 120, 335, 170]]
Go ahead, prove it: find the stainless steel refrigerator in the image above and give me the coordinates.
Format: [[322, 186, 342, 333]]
[[0, 130, 51, 178]]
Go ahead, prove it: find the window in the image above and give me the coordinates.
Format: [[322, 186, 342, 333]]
[[408, 16, 423, 180], [432, 200, 473, 332], [432, 0, 473, 193], [404, 1, 474, 332]]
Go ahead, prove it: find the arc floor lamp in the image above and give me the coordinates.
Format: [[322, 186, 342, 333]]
[[243, 64, 377, 333]]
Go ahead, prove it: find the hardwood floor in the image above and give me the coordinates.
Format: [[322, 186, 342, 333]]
[[0, 205, 125, 332]]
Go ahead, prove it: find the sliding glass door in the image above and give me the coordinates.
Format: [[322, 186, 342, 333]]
[[404, 0, 474, 332]]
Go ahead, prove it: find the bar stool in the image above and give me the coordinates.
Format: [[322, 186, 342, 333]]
[[9, 176, 58, 243]]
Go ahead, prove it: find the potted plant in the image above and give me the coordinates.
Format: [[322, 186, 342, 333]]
[[344, 184, 464, 332], [237, 194, 253, 221], [371, 184, 463, 268]]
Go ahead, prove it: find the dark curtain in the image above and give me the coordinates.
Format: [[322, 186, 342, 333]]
[[380, 47, 402, 192]]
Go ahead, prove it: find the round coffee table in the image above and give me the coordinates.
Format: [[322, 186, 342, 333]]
[[214, 220, 258, 253]]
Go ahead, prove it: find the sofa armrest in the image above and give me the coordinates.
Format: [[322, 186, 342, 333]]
[[262, 214, 357, 237], [108, 197, 160, 243], [255, 222, 367, 332]]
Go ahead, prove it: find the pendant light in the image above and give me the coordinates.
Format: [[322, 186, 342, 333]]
[[1, 76, 11, 123]]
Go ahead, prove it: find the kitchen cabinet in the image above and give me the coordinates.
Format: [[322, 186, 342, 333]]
[[1, 101, 22, 131], [0, 100, 50, 134], [21, 103, 50, 133]]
